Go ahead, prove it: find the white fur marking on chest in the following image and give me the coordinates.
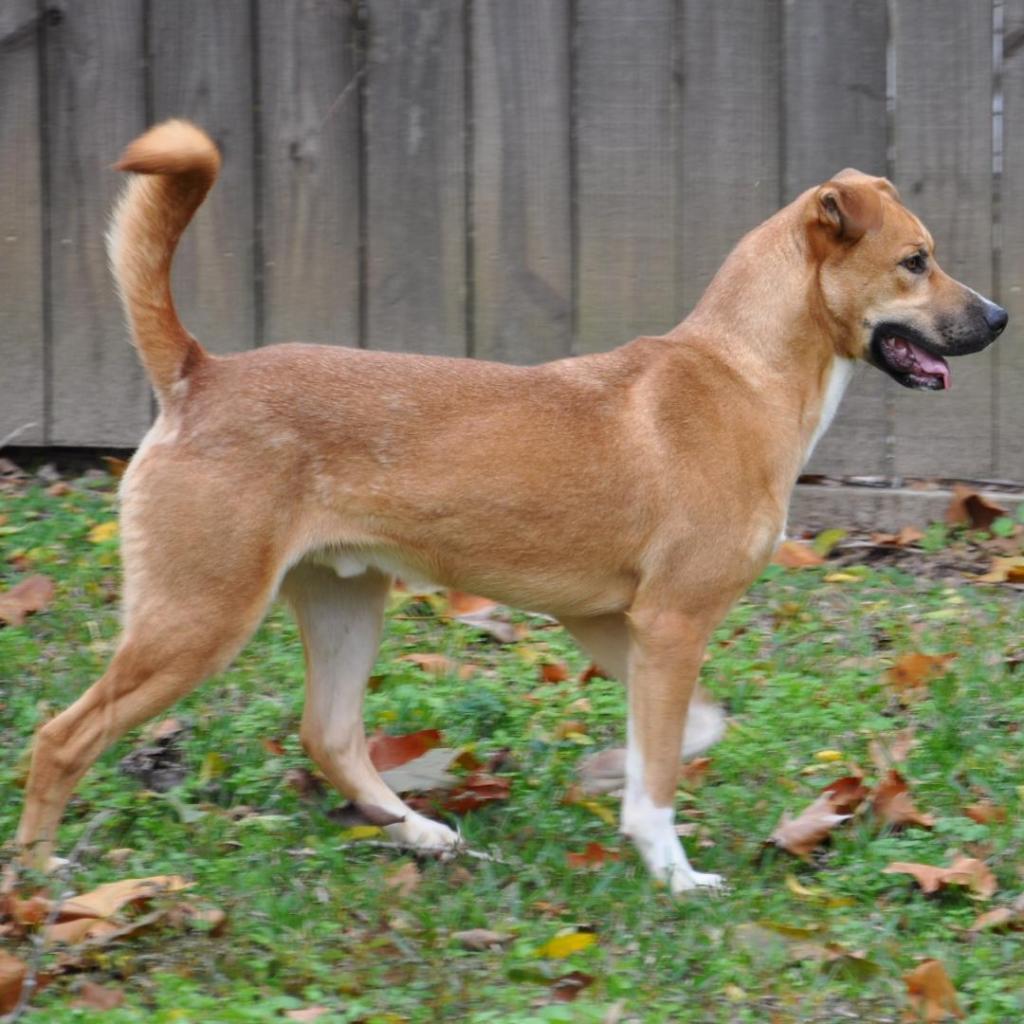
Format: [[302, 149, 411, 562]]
[[805, 357, 856, 463]]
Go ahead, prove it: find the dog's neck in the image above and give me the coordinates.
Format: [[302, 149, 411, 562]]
[[668, 203, 855, 464]]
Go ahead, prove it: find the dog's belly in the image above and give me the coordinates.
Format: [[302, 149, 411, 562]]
[[303, 545, 634, 618]]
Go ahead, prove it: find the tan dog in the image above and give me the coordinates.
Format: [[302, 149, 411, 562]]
[[15, 121, 1006, 892]]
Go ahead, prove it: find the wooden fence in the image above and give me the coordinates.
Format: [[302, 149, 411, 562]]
[[1, 0, 1022, 485]]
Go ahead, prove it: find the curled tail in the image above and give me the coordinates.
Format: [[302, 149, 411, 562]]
[[107, 119, 220, 406]]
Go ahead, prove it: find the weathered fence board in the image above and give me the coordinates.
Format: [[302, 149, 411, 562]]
[[364, 0, 466, 355], [785, 0, 890, 477], [0, 1, 45, 446], [999, 0, 1024, 480], [575, 0, 679, 351], [257, 0, 362, 349], [0, 0, 1018, 492], [44, 0, 149, 447], [150, 0, 256, 355], [891, 0, 995, 480], [472, 0, 572, 363], [677, 0, 781, 318]]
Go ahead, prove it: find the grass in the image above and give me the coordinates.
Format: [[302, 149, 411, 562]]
[[1, 471, 1023, 1022]]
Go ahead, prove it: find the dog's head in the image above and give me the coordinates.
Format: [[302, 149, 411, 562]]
[[808, 169, 1007, 390]]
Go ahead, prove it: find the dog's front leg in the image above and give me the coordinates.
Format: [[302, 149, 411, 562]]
[[622, 605, 724, 893]]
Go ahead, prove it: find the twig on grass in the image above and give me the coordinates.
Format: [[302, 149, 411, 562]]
[[2, 810, 114, 1023]]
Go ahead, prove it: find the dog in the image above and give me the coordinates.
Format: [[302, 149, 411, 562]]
[[15, 121, 1007, 893]]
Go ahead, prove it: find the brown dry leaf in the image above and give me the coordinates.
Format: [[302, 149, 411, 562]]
[[45, 918, 121, 944], [679, 757, 712, 788], [441, 772, 511, 814], [769, 776, 868, 859], [968, 906, 1021, 933], [285, 1007, 332, 1022], [886, 652, 956, 691], [399, 652, 458, 676], [976, 556, 1024, 584], [883, 856, 997, 899], [261, 737, 286, 756], [452, 928, 513, 950], [445, 591, 497, 616], [454, 606, 521, 644], [868, 728, 917, 772], [550, 970, 594, 1003], [0, 574, 56, 627], [872, 525, 925, 547], [284, 767, 326, 800], [367, 729, 443, 772], [73, 981, 125, 1010], [772, 541, 825, 569], [963, 800, 1007, 825], [904, 959, 964, 1021], [0, 950, 27, 1014], [539, 661, 570, 684], [102, 455, 130, 479], [7, 893, 51, 926], [566, 842, 622, 870], [872, 770, 935, 830], [945, 484, 1007, 531], [579, 662, 611, 683], [59, 875, 191, 920], [46, 481, 72, 497], [384, 861, 421, 897]]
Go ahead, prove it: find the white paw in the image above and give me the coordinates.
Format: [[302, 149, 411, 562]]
[[385, 811, 461, 853], [667, 867, 727, 895]]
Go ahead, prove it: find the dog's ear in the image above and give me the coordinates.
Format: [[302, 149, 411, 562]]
[[814, 176, 883, 244]]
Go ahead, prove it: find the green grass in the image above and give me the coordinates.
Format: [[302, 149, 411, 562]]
[[1, 475, 1023, 1023]]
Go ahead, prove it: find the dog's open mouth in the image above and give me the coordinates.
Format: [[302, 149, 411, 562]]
[[871, 326, 950, 391]]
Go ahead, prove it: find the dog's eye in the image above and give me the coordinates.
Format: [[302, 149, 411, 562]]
[[900, 252, 928, 275]]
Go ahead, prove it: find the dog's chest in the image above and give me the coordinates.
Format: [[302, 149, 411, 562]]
[[804, 357, 856, 463]]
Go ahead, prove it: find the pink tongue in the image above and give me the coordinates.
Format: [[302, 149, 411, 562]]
[[911, 344, 951, 390]]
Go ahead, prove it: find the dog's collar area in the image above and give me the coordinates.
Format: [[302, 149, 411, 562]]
[[870, 324, 950, 391]]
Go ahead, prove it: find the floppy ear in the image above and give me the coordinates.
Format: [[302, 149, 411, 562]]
[[814, 178, 883, 244]]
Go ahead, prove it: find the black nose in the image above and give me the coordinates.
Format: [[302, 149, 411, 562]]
[[985, 302, 1009, 337]]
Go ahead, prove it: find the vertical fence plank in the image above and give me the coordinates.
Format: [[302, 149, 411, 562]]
[[258, 0, 361, 348], [891, 0, 994, 479], [45, 0, 149, 446], [150, 0, 256, 354], [575, 0, 678, 351], [678, 0, 781, 317], [998, 0, 1024, 478], [365, 0, 466, 355], [472, 0, 571, 363], [0, 1, 45, 445], [785, 0, 889, 477]]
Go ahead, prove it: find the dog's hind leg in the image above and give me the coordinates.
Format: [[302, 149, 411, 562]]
[[559, 613, 726, 758], [281, 563, 460, 853], [16, 562, 274, 869]]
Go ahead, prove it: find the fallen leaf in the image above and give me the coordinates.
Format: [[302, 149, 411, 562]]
[[886, 652, 956, 691], [0, 950, 26, 1014], [945, 484, 1007, 531], [550, 970, 594, 1003], [102, 455, 130, 478], [285, 1007, 332, 1022], [566, 842, 622, 870], [45, 918, 121, 944], [453, 606, 521, 644], [399, 653, 458, 677], [384, 861, 421, 897], [452, 928, 513, 950], [868, 728, 917, 772], [445, 591, 497, 616], [769, 776, 868, 859], [872, 525, 925, 547], [380, 747, 460, 795], [284, 767, 326, 800], [73, 981, 125, 1010], [441, 772, 511, 814], [812, 528, 847, 557], [976, 556, 1024, 584], [579, 663, 611, 683], [261, 737, 285, 756], [368, 729, 443, 771], [88, 521, 119, 543], [535, 930, 597, 959], [679, 757, 712, 788], [904, 959, 964, 1021], [0, 574, 56, 626], [968, 906, 1021, 933], [772, 541, 825, 569], [46, 481, 72, 497], [963, 800, 1006, 825], [871, 770, 935, 830], [883, 856, 997, 899], [540, 661, 570, 683], [58, 875, 191, 920]]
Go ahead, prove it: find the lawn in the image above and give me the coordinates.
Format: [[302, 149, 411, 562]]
[[1, 466, 1022, 1023]]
